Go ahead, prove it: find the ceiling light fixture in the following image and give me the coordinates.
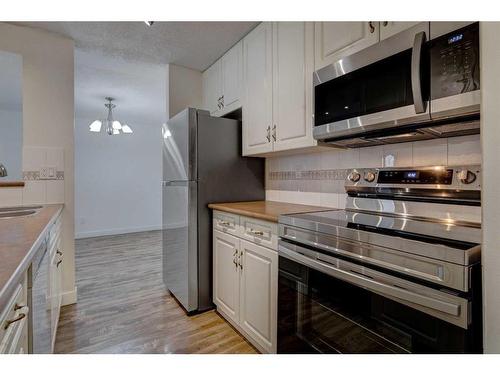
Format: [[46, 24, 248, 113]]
[[89, 97, 133, 135], [144, 21, 155, 27]]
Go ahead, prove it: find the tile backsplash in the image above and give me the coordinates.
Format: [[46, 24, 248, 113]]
[[0, 146, 65, 206], [266, 135, 481, 209]]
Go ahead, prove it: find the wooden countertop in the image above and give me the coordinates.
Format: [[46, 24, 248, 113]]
[[0, 181, 25, 187], [0, 204, 63, 308], [208, 200, 329, 222]]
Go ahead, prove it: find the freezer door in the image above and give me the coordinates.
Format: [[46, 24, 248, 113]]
[[162, 108, 197, 182], [162, 180, 198, 312]]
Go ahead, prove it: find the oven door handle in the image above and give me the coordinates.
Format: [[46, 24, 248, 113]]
[[411, 31, 427, 114], [279, 243, 464, 320]]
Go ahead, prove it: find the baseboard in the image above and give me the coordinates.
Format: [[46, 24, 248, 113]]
[[61, 287, 77, 306], [75, 225, 163, 239]]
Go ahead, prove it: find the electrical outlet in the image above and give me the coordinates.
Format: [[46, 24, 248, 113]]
[[39, 167, 48, 180], [47, 166, 56, 179]]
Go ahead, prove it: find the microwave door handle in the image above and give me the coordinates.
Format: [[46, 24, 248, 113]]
[[411, 31, 427, 114]]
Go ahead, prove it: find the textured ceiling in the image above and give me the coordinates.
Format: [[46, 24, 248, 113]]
[[14, 21, 258, 71], [74, 50, 167, 126]]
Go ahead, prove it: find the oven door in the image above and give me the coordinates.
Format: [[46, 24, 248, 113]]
[[277, 240, 480, 354], [313, 23, 431, 141]]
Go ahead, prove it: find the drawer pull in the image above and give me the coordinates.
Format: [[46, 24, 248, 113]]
[[4, 313, 26, 330], [14, 303, 25, 311], [218, 220, 231, 227], [57, 260, 63, 268], [249, 229, 264, 236], [57, 250, 62, 256]]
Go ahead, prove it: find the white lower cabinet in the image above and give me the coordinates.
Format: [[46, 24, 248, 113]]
[[213, 230, 240, 324], [238, 239, 277, 354], [212, 211, 278, 353], [0, 278, 29, 354]]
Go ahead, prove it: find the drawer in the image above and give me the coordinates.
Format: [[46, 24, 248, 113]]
[[213, 210, 239, 235], [0, 283, 29, 354], [48, 214, 62, 250], [238, 216, 278, 251]]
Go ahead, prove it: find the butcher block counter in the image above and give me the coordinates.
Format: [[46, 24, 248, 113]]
[[208, 200, 328, 222]]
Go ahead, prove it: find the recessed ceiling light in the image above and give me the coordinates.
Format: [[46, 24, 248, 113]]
[[144, 21, 155, 27]]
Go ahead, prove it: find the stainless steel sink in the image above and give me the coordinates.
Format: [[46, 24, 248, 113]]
[[0, 205, 43, 213], [0, 210, 37, 218]]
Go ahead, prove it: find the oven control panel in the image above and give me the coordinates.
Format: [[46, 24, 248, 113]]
[[345, 165, 481, 190], [377, 168, 454, 184]]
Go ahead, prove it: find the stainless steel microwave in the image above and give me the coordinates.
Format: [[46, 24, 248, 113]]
[[313, 22, 480, 148]]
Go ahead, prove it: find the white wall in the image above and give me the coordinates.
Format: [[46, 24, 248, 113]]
[[0, 109, 22, 180], [480, 22, 500, 353], [0, 22, 76, 304], [75, 117, 162, 238], [166, 64, 202, 118]]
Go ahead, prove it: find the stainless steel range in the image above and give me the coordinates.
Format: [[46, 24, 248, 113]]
[[277, 165, 482, 353]]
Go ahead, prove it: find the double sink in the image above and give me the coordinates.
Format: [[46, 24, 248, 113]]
[[0, 205, 42, 219]]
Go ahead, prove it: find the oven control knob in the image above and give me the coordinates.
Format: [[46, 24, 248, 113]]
[[348, 171, 361, 182], [457, 169, 476, 184], [364, 171, 376, 183]]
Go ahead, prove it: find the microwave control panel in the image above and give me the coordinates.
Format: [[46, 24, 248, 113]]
[[430, 22, 480, 100]]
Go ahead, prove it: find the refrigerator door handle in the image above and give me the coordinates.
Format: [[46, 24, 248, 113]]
[[163, 181, 190, 187]]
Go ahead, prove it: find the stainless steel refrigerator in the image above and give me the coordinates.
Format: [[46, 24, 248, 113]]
[[162, 108, 265, 314]]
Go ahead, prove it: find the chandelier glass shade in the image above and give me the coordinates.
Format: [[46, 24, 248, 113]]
[[89, 97, 133, 135]]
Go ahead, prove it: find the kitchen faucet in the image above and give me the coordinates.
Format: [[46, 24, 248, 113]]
[[0, 163, 7, 177]]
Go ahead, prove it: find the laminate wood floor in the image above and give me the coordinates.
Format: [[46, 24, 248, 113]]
[[54, 231, 258, 354]]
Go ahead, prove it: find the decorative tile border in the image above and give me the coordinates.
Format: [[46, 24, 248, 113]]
[[23, 171, 64, 181], [268, 169, 350, 181]]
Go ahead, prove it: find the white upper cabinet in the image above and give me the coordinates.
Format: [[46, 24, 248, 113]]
[[202, 60, 221, 116], [272, 22, 315, 152], [314, 21, 379, 70], [242, 22, 274, 155], [380, 21, 420, 40], [221, 41, 243, 115], [202, 41, 243, 117], [243, 22, 316, 156]]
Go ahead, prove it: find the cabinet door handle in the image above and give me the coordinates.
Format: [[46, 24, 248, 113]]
[[57, 260, 63, 268], [272, 124, 276, 141], [239, 250, 243, 270], [14, 303, 25, 311], [383, 21, 388, 27], [57, 250, 62, 256], [4, 313, 26, 330], [369, 21, 375, 33], [266, 126, 271, 142]]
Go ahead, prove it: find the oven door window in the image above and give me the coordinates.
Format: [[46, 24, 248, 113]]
[[314, 48, 417, 127], [277, 256, 474, 354]]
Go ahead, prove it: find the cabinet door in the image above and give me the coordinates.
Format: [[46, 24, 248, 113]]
[[314, 22, 379, 70], [239, 239, 278, 353], [213, 230, 240, 324], [202, 60, 221, 116], [220, 40, 243, 116], [242, 22, 274, 155], [380, 21, 420, 40], [272, 22, 315, 152]]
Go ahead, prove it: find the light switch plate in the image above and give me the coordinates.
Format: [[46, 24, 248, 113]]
[[39, 166, 57, 180]]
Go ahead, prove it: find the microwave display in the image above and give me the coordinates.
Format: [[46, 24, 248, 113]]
[[430, 22, 479, 100]]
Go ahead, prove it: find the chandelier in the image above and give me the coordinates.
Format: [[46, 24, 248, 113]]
[[89, 97, 133, 135]]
